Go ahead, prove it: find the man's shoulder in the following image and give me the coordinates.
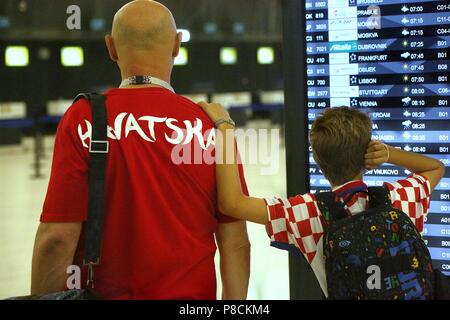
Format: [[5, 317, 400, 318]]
[[175, 94, 199, 107], [61, 96, 92, 124], [174, 95, 214, 125]]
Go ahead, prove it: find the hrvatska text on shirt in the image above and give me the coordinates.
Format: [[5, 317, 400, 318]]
[[77, 112, 215, 151]]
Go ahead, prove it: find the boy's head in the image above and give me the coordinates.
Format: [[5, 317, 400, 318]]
[[310, 107, 372, 187]]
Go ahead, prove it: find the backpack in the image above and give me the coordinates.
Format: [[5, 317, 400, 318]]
[[315, 186, 435, 300]]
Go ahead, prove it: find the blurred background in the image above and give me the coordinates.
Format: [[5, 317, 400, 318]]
[[0, 0, 290, 299]]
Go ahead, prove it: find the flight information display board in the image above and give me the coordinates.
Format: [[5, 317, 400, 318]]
[[305, 0, 450, 275]]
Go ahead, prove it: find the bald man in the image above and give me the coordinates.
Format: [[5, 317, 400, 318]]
[[31, 0, 250, 300]]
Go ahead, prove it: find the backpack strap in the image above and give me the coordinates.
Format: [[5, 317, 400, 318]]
[[315, 191, 348, 225], [367, 186, 392, 209], [74, 93, 109, 288]]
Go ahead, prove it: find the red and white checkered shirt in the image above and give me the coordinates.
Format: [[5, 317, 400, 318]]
[[265, 174, 431, 297]]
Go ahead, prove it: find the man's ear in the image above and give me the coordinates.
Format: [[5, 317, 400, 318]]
[[172, 32, 182, 58], [105, 35, 119, 62]]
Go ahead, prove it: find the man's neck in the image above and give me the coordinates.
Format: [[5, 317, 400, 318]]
[[119, 72, 172, 90], [121, 72, 171, 84], [120, 62, 172, 86], [119, 83, 163, 89]]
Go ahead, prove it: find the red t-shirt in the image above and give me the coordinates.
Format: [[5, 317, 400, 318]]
[[41, 87, 248, 300]]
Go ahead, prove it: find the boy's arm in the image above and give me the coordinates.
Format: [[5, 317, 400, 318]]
[[365, 140, 445, 191], [199, 102, 267, 225]]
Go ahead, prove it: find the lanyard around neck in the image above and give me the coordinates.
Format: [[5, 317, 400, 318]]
[[119, 76, 175, 93]]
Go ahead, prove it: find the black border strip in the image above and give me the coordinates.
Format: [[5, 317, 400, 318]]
[[282, 0, 323, 300]]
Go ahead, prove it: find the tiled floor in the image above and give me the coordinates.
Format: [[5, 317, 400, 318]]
[[0, 122, 289, 300]]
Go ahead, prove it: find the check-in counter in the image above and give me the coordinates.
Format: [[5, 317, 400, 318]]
[[182, 93, 209, 104], [259, 91, 285, 125], [211, 92, 252, 127], [42, 99, 73, 123], [0, 102, 32, 145]]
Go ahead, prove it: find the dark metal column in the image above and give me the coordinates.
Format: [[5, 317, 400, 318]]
[[281, 0, 323, 300]]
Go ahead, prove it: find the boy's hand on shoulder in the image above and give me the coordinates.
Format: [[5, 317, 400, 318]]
[[199, 102, 231, 124], [365, 140, 390, 170]]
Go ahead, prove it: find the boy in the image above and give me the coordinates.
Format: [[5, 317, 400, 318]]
[[198, 103, 445, 298]]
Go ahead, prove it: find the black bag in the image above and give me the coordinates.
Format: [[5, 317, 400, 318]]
[[6, 93, 108, 300], [316, 186, 435, 300]]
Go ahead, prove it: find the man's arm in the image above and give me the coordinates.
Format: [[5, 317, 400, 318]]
[[216, 221, 251, 300], [365, 140, 445, 191], [31, 222, 82, 295]]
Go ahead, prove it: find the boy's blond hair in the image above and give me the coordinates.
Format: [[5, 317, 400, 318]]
[[310, 107, 372, 186]]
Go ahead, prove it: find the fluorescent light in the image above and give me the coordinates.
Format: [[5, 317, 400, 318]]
[[204, 22, 217, 34], [38, 47, 51, 61], [5, 46, 29, 67], [220, 47, 238, 65], [90, 18, 105, 31], [61, 46, 84, 67], [258, 47, 275, 65], [178, 29, 191, 43], [0, 16, 10, 29], [233, 22, 245, 34], [174, 47, 188, 66]]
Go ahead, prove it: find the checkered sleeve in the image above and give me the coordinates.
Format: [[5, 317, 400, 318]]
[[384, 174, 431, 232], [264, 193, 325, 264]]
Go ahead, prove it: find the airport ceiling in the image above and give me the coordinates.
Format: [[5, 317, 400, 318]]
[[0, 0, 282, 42]]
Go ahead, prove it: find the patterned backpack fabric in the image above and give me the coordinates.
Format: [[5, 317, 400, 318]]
[[315, 186, 435, 300]]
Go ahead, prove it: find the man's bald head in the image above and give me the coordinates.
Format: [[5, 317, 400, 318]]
[[105, 0, 182, 82], [112, 0, 177, 50]]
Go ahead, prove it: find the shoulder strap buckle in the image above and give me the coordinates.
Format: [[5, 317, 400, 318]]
[[367, 185, 392, 208], [89, 140, 109, 154], [315, 191, 348, 224]]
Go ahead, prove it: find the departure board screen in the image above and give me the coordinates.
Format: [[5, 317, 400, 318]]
[[305, 0, 450, 275]]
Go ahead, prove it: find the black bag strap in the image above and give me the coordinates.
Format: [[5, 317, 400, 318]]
[[73, 93, 109, 288], [367, 254, 412, 276], [367, 186, 392, 209], [316, 185, 393, 227], [315, 191, 348, 224], [316, 186, 392, 222]]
